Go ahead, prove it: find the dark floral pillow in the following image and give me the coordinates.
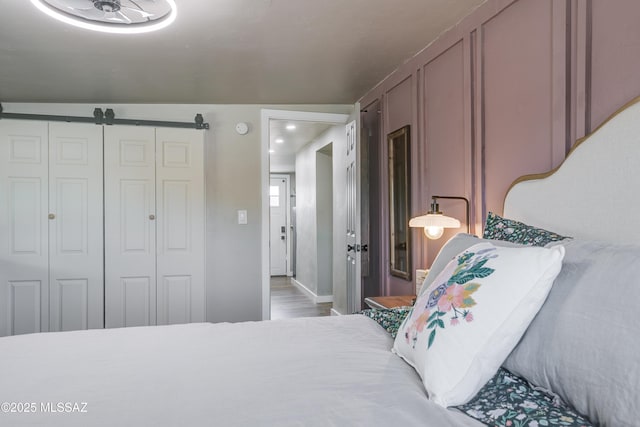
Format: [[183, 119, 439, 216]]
[[357, 308, 411, 338], [483, 212, 568, 247], [456, 368, 592, 426], [360, 308, 592, 426]]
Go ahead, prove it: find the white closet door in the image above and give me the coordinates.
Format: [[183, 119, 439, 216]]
[[48, 123, 104, 332], [104, 126, 157, 328], [156, 128, 205, 325], [0, 120, 49, 336]]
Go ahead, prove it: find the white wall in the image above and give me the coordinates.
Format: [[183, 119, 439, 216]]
[[294, 125, 345, 299], [295, 141, 316, 293], [3, 102, 353, 322], [269, 153, 295, 173], [316, 148, 333, 296]]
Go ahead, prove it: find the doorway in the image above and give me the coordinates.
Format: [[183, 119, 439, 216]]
[[360, 101, 383, 301], [269, 174, 290, 276], [261, 110, 350, 320]]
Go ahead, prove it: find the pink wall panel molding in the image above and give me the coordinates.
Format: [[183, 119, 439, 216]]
[[359, 0, 640, 294]]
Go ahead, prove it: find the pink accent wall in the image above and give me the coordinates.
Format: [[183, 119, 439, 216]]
[[589, 0, 640, 131], [423, 41, 469, 267], [360, 0, 640, 294], [482, 0, 564, 218], [382, 76, 416, 294]]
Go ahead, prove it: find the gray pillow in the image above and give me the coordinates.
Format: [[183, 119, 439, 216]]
[[419, 233, 525, 296], [504, 238, 640, 426]]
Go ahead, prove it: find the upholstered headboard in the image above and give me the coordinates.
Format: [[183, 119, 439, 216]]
[[504, 96, 640, 245]]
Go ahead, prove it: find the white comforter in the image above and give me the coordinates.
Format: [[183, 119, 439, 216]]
[[0, 315, 482, 426]]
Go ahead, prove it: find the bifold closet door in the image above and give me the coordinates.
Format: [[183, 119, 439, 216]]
[[0, 120, 103, 336], [155, 128, 205, 325], [0, 120, 50, 336], [48, 122, 104, 332], [104, 126, 157, 328], [104, 126, 205, 328]]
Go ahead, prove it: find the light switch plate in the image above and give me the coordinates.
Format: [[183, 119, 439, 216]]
[[237, 210, 248, 225]]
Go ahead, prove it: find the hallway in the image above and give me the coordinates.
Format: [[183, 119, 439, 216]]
[[270, 276, 332, 319]]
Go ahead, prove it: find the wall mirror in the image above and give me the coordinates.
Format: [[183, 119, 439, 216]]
[[388, 125, 411, 280]]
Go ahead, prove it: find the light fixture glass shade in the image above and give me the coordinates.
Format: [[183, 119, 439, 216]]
[[409, 214, 461, 240], [409, 213, 461, 228], [31, 0, 177, 34]]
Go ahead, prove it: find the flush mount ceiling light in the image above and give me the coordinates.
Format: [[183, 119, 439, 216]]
[[30, 0, 177, 34]]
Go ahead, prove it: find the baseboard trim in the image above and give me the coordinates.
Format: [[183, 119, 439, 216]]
[[315, 295, 333, 303], [330, 308, 341, 316], [291, 278, 334, 304]]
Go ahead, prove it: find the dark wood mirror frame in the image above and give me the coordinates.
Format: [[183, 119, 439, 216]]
[[388, 125, 411, 280]]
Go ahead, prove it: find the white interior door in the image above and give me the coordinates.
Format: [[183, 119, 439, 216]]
[[155, 128, 205, 325], [104, 126, 157, 328], [269, 176, 287, 276], [345, 120, 361, 313], [0, 120, 49, 336], [48, 122, 104, 332]]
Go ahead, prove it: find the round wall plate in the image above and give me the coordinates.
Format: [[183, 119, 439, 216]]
[[235, 122, 249, 135]]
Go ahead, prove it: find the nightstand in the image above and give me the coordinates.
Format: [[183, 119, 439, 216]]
[[364, 295, 415, 309]]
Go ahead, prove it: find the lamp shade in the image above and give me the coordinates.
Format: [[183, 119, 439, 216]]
[[410, 195, 469, 240], [409, 214, 461, 229], [409, 213, 461, 240]]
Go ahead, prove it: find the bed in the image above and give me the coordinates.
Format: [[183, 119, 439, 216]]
[[2, 97, 640, 426], [0, 316, 482, 426]]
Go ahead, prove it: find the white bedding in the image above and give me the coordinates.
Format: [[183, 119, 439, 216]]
[[0, 315, 482, 426]]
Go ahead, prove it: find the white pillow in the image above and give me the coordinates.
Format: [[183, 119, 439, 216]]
[[392, 242, 565, 407]]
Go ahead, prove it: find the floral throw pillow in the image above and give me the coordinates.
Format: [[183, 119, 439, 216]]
[[483, 212, 568, 247], [392, 242, 565, 407], [457, 368, 593, 427], [357, 308, 411, 339]]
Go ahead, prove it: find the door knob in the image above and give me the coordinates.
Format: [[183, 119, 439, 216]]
[[48, 213, 55, 220], [149, 214, 156, 220]]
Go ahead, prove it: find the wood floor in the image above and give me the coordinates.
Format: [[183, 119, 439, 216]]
[[270, 276, 332, 319]]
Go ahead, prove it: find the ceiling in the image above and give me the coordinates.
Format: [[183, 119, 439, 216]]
[[269, 119, 337, 172], [0, 0, 485, 105], [269, 119, 333, 156]]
